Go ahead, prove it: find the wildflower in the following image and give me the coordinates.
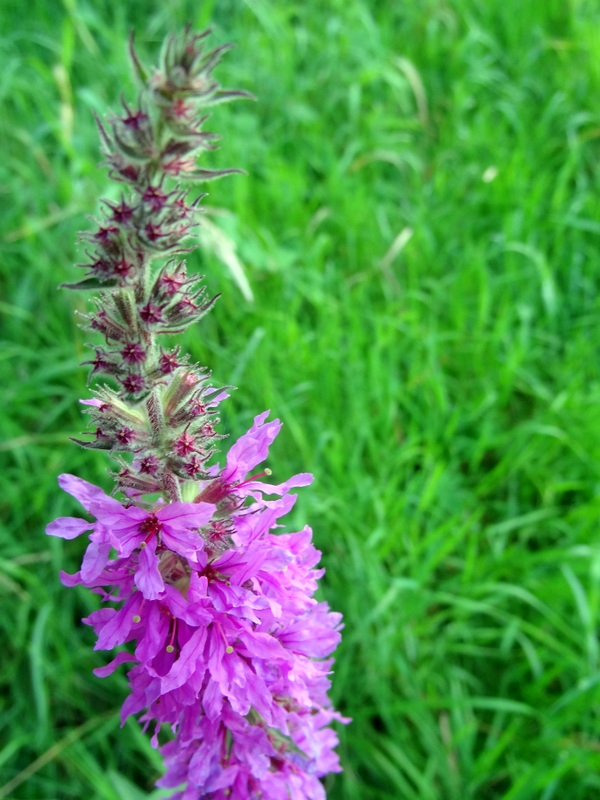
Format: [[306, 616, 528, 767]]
[[47, 26, 347, 798], [48, 474, 214, 597]]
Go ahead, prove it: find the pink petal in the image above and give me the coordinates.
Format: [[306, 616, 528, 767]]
[[223, 411, 281, 481], [246, 472, 314, 495], [94, 594, 144, 650], [59, 570, 81, 587], [81, 539, 112, 583], [157, 501, 215, 528], [57, 474, 110, 512], [134, 542, 163, 600], [92, 502, 147, 529], [93, 651, 137, 677], [202, 676, 223, 721], [46, 516, 92, 540], [161, 627, 208, 693], [161, 526, 206, 561], [134, 603, 170, 664]]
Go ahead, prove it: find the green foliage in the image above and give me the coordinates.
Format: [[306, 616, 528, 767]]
[[2, 0, 600, 797]]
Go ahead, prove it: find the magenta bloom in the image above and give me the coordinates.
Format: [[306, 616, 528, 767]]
[[47, 475, 214, 598], [48, 413, 347, 798]]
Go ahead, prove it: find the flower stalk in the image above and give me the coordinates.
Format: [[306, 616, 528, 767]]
[[47, 26, 347, 799]]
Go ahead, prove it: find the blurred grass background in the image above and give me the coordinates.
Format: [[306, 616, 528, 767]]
[[3, 0, 600, 798]]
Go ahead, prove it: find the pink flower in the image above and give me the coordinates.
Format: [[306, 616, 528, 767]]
[[49, 417, 348, 796], [47, 474, 214, 598], [195, 412, 313, 512]]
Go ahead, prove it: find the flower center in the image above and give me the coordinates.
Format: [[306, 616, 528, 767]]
[[139, 513, 162, 547]]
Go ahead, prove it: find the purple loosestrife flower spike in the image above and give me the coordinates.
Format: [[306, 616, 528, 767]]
[[47, 26, 348, 798]]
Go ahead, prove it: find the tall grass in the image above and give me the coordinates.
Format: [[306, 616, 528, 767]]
[[2, 1, 600, 797]]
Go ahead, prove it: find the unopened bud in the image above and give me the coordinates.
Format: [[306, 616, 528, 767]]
[[164, 369, 203, 417]]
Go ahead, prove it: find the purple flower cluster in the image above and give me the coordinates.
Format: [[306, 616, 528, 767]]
[[49, 412, 346, 798]]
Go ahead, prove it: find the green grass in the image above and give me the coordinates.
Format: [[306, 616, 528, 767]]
[[3, 0, 600, 797]]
